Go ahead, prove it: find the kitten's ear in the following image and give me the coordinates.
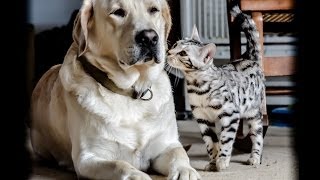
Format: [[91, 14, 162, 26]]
[[191, 25, 201, 41], [200, 43, 216, 64]]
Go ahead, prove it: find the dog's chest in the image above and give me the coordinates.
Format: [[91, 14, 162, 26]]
[[76, 79, 172, 169], [110, 96, 160, 123], [103, 115, 159, 148], [85, 95, 163, 147], [86, 108, 162, 170]]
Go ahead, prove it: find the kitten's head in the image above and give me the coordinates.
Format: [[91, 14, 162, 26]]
[[167, 25, 216, 72]]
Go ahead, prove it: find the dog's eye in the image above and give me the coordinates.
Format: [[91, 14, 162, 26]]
[[149, 7, 159, 14], [111, 8, 126, 17], [178, 51, 187, 56]]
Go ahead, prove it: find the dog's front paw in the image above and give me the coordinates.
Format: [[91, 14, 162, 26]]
[[168, 165, 201, 180], [123, 170, 152, 180]]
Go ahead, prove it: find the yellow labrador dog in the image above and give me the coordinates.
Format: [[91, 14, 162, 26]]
[[30, 0, 201, 179]]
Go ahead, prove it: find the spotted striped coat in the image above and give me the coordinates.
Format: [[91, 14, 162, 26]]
[[167, 3, 265, 171]]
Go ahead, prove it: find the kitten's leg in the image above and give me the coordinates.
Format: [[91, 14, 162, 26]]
[[216, 114, 240, 171], [247, 113, 264, 165], [196, 119, 218, 171]]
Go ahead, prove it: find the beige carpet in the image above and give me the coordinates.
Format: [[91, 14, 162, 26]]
[[30, 120, 298, 180]]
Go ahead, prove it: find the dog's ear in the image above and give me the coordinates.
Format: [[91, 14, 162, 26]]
[[161, 0, 172, 41], [72, 0, 93, 56], [72, 12, 82, 47]]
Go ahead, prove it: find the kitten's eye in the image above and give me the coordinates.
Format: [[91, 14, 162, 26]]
[[149, 7, 159, 14], [171, 43, 177, 49], [178, 51, 187, 56], [111, 8, 126, 17]]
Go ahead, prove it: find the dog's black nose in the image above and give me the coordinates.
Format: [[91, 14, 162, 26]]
[[135, 29, 158, 47]]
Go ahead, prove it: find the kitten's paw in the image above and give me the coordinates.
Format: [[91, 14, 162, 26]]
[[118, 168, 152, 180], [247, 157, 261, 165], [125, 173, 152, 180], [216, 158, 230, 171], [204, 162, 215, 171]]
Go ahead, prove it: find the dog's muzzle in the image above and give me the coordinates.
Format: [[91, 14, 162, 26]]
[[131, 29, 160, 65]]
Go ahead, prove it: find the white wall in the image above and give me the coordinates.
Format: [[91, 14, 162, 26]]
[[28, 0, 82, 33]]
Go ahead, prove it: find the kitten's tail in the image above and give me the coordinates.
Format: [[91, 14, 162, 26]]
[[230, 0, 261, 61]]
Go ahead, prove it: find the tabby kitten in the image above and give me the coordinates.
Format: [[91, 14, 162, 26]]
[[167, 4, 265, 171]]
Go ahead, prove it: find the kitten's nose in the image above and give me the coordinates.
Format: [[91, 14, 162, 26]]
[[135, 29, 159, 47]]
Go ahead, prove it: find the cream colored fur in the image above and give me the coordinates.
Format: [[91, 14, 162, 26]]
[[30, 0, 200, 179]]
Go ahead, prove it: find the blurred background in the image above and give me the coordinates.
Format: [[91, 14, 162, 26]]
[[27, 0, 296, 127]]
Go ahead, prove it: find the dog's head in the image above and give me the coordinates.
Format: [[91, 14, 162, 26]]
[[72, 0, 172, 69]]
